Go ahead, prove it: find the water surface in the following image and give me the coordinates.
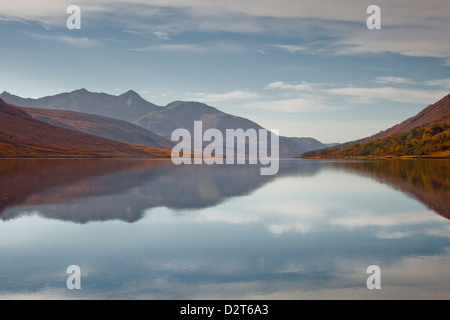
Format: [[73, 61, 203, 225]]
[[0, 159, 449, 299]]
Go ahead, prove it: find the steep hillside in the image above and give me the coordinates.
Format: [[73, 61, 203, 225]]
[[366, 94, 450, 141], [0, 98, 171, 158], [303, 115, 449, 158], [303, 94, 450, 158], [17, 106, 173, 149]]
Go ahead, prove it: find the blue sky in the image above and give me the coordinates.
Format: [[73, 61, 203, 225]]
[[0, 0, 449, 143]]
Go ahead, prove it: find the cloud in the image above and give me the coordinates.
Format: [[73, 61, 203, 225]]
[[425, 78, 450, 89], [153, 31, 170, 40], [374, 77, 413, 84], [1, 0, 449, 62], [245, 98, 329, 113], [327, 86, 448, 104], [187, 90, 260, 102], [272, 44, 308, 53], [23, 32, 96, 47], [204, 90, 259, 101], [131, 41, 244, 53], [332, 22, 450, 62], [131, 43, 204, 52], [266, 81, 314, 91]]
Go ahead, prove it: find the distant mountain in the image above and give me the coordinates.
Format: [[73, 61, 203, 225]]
[[1, 90, 329, 157], [17, 106, 174, 150], [0, 98, 171, 158], [135, 100, 328, 157], [135, 101, 265, 135], [303, 93, 450, 158], [0, 89, 160, 122]]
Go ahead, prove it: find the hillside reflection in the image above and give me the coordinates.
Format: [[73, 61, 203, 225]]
[[331, 159, 450, 219]]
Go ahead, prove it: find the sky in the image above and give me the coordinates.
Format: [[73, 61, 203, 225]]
[[0, 0, 449, 143]]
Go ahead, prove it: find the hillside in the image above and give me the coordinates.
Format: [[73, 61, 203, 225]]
[[0, 98, 171, 158], [364, 93, 450, 141], [303, 94, 450, 158], [303, 117, 449, 158], [17, 106, 173, 150]]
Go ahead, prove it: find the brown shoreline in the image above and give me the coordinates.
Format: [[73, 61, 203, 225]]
[[300, 155, 450, 160]]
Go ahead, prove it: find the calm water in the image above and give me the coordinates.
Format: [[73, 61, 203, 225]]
[[0, 159, 449, 299]]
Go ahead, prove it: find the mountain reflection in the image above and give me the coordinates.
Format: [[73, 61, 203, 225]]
[[331, 159, 450, 219], [0, 159, 322, 223], [1, 159, 448, 223]]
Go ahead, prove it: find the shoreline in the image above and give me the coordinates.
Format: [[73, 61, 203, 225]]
[[300, 155, 450, 160]]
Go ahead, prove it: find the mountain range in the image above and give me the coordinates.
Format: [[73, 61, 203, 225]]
[[0, 89, 330, 158], [2, 89, 447, 159], [0, 89, 159, 123]]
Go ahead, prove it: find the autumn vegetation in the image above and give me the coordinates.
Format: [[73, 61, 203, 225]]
[[303, 116, 450, 159]]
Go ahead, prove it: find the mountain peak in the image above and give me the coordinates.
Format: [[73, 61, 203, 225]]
[[0, 91, 15, 99], [73, 88, 88, 93], [165, 101, 219, 113], [121, 89, 141, 97]]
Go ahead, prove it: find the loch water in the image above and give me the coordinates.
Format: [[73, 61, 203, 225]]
[[0, 158, 449, 299]]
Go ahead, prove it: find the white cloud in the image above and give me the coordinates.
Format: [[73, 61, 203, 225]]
[[24, 32, 96, 47], [244, 98, 329, 113], [187, 90, 260, 102], [131, 41, 244, 53], [374, 231, 415, 239], [272, 44, 308, 53], [131, 43, 204, 52], [203, 90, 259, 101], [327, 86, 448, 104], [425, 78, 450, 89], [374, 77, 413, 85], [266, 81, 314, 91], [425, 225, 450, 238], [153, 31, 170, 40], [332, 22, 450, 62]]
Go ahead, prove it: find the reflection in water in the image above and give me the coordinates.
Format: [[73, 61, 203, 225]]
[[330, 159, 450, 219], [0, 159, 322, 223], [0, 159, 449, 299], [1, 159, 448, 223]]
